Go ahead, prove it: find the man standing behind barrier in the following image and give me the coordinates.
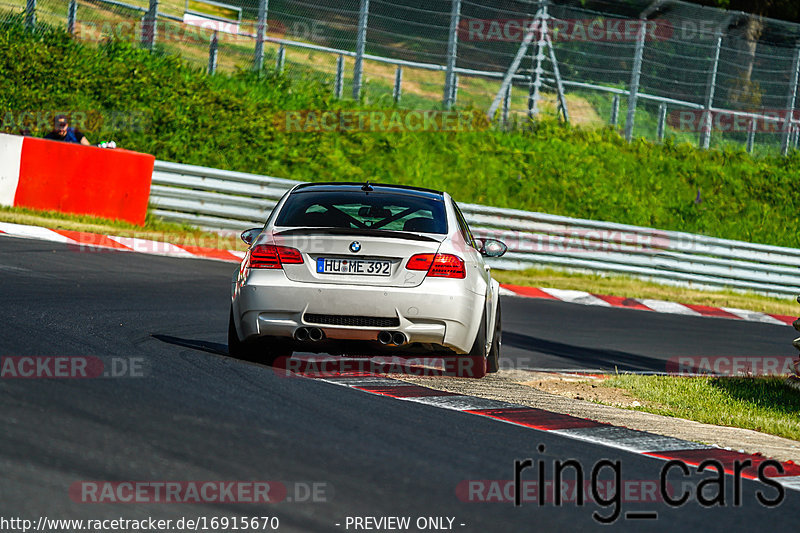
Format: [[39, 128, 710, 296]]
[[44, 115, 90, 146]]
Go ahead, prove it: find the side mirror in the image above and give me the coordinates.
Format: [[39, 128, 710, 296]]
[[480, 238, 508, 258], [240, 228, 261, 246]]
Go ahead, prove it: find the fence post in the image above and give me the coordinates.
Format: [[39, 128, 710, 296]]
[[699, 22, 727, 150], [141, 0, 158, 50], [502, 84, 512, 128], [657, 103, 667, 141], [352, 0, 370, 100], [393, 66, 403, 104], [25, 0, 35, 29], [443, 0, 461, 110], [781, 44, 800, 156], [610, 94, 620, 126], [451, 74, 459, 105], [208, 30, 219, 75], [746, 119, 756, 153], [67, 0, 77, 35], [624, 0, 665, 142], [253, 0, 269, 72], [334, 55, 344, 98], [276, 44, 285, 73]]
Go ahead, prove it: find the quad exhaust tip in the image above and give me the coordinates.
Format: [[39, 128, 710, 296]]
[[378, 331, 407, 346], [294, 327, 324, 342]]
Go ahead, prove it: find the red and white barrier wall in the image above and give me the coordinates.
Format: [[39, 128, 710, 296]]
[[0, 133, 155, 226]]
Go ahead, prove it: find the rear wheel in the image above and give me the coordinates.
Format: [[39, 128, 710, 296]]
[[460, 310, 488, 378], [486, 303, 501, 373], [227, 306, 291, 366]]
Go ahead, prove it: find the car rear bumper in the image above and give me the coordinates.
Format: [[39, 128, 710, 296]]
[[233, 270, 482, 354]]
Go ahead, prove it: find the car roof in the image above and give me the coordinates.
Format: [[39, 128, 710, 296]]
[[291, 182, 445, 201]]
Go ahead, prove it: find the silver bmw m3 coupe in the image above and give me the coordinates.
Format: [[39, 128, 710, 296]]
[[228, 182, 507, 377]]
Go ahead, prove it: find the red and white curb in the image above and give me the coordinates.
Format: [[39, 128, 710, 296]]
[[312, 373, 800, 491], [0, 221, 795, 327], [499, 284, 797, 327]]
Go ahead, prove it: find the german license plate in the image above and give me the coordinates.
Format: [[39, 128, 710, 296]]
[[317, 257, 391, 276]]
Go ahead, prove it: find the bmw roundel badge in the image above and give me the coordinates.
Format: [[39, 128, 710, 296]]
[[349, 241, 361, 253]]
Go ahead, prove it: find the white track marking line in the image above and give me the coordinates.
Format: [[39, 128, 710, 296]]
[[551, 426, 713, 453], [639, 299, 702, 316], [721, 307, 786, 326], [0, 223, 71, 243], [539, 288, 612, 307]]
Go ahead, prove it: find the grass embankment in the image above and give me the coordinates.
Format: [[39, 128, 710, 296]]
[[2, 17, 800, 249], [600, 375, 800, 441]]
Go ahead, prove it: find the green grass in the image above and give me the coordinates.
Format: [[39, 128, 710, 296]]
[[3, 15, 800, 251], [603, 374, 800, 441]]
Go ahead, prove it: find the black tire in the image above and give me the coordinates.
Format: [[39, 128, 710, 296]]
[[460, 309, 488, 378], [228, 306, 291, 366], [486, 302, 501, 373]]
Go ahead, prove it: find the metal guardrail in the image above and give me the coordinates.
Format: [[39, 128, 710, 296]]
[[149, 160, 800, 297]]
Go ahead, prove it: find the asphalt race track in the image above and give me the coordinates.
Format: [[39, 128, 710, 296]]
[[1, 236, 797, 531]]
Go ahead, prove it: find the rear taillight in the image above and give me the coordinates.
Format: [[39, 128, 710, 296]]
[[406, 253, 466, 278], [249, 245, 304, 269]]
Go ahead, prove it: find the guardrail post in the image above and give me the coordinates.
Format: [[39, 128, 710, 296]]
[[67, 0, 77, 35], [25, 0, 35, 29], [141, 0, 158, 50], [781, 45, 800, 156], [393, 66, 403, 104], [253, 0, 269, 72], [208, 30, 219, 75], [699, 22, 727, 150], [610, 94, 620, 126], [502, 84, 512, 128], [624, 0, 665, 142], [443, 0, 461, 110], [656, 103, 667, 141], [334, 55, 344, 98], [352, 0, 370, 100], [276, 44, 285, 73], [746, 118, 756, 153]]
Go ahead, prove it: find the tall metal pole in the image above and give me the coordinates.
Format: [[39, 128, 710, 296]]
[[67, 0, 77, 35], [699, 29, 724, 149], [624, 0, 665, 142], [656, 103, 667, 141], [25, 0, 35, 30], [393, 66, 403, 104], [610, 95, 620, 126], [208, 30, 219, 74], [141, 0, 158, 50], [334, 55, 344, 98], [352, 0, 370, 100], [781, 44, 800, 156], [253, 0, 269, 72], [624, 19, 647, 141], [443, 0, 461, 110], [528, 7, 546, 119]]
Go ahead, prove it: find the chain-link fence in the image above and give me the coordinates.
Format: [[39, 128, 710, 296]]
[[5, 0, 800, 156]]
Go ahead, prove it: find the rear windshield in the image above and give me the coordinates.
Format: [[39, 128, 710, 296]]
[[275, 190, 447, 234]]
